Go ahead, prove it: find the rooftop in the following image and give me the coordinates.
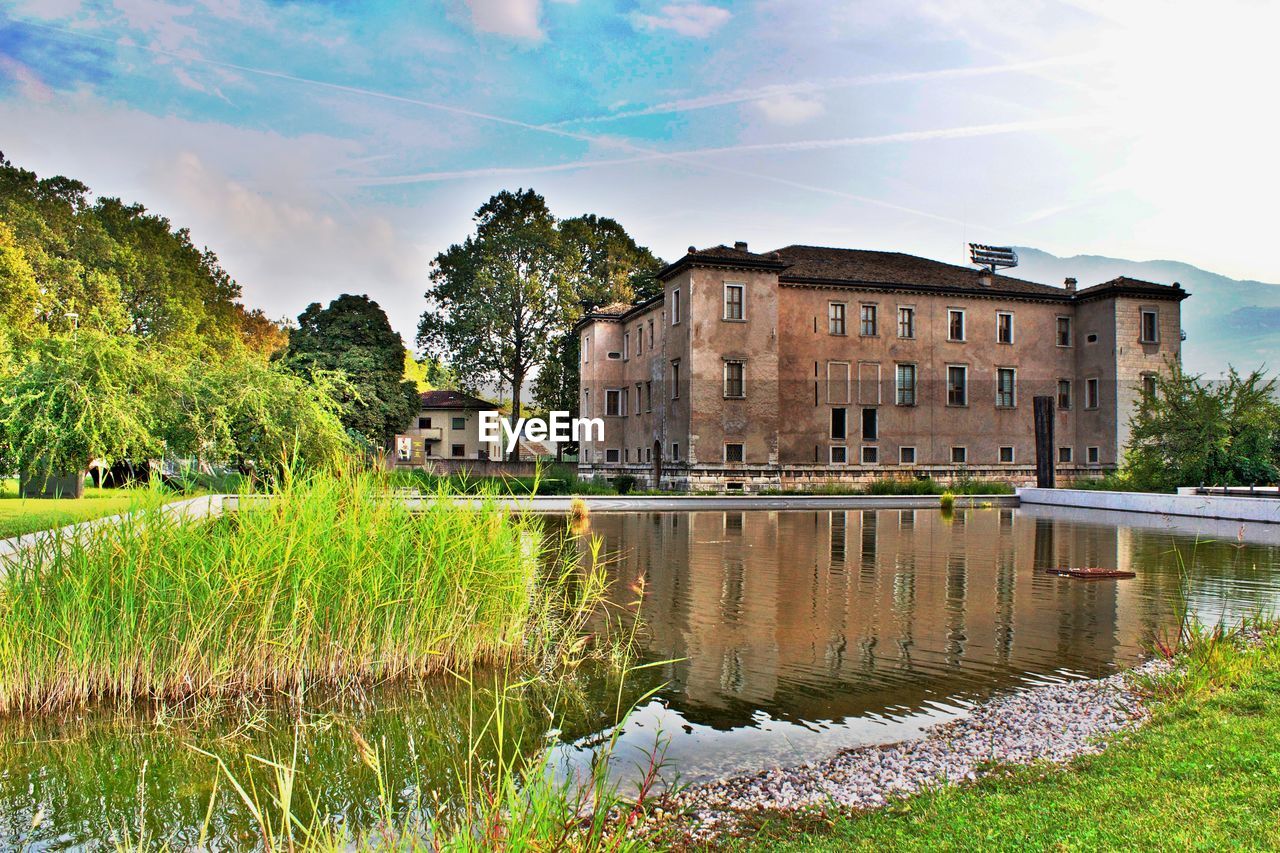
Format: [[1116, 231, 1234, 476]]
[[417, 389, 493, 410]]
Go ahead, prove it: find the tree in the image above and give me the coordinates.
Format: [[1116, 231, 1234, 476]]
[[285, 294, 417, 450], [419, 189, 574, 458], [557, 214, 664, 307], [1125, 362, 1280, 491], [531, 333, 579, 460]]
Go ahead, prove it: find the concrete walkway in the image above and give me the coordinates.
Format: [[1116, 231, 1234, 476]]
[[417, 493, 1018, 513], [1018, 487, 1280, 524]]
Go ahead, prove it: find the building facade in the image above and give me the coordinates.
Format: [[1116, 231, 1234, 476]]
[[576, 243, 1187, 491], [393, 389, 497, 465]]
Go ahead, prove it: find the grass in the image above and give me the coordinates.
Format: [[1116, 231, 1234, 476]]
[[0, 469, 608, 714], [388, 463, 618, 496], [0, 478, 152, 539], [722, 622, 1280, 851]]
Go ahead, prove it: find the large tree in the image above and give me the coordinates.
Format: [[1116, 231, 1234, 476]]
[[284, 294, 417, 451], [419, 189, 575, 457]]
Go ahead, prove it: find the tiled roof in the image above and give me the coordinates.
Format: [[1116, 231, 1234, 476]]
[[418, 389, 493, 410], [1073, 275, 1187, 300]]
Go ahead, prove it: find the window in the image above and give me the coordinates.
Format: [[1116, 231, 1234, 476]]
[[620, 388, 629, 416], [607, 351, 621, 360], [830, 407, 847, 440], [999, 445, 1015, 464], [670, 442, 680, 461], [725, 442, 745, 463], [1142, 374, 1157, 398], [996, 368, 1016, 408], [451, 444, 465, 458], [828, 302, 847, 335], [1140, 309, 1159, 343], [636, 325, 642, 354], [1058, 446, 1073, 463], [948, 309, 966, 341], [951, 446, 968, 464], [723, 360, 745, 398], [898, 306, 915, 338], [900, 446, 917, 464], [895, 364, 917, 406], [827, 361, 851, 404], [947, 365, 968, 406], [670, 360, 680, 399], [623, 332, 630, 360], [997, 312, 1014, 344], [862, 408, 878, 441], [451, 416, 466, 430], [648, 319, 654, 348], [583, 335, 591, 363], [1056, 316, 1072, 347], [723, 283, 744, 320], [1087, 446, 1100, 464], [418, 417, 431, 429], [861, 446, 879, 464], [1086, 378, 1099, 409], [582, 388, 590, 415], [635, 383, 643, 414], [860, 304, 878, 336], [1057, 379, 1072, 410], [671, 288, 682, 324], [624, 448, 629, 463], [645, 381, 652, 411], [605, 389, 622, 416], [830, 445, 847, 464], [606, 448, 620, 463]]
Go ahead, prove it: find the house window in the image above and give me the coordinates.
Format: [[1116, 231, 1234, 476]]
[[947, 365, 968, 406], [1057, 379, 1072, 410], [418, 417, 431, 429], [830, 445, 848, 464], [1140, 309, 1159, 343], [671, 360, 680, 399], [605, 389, 622, 416], [645, 381, 652, 411], [996, 368, 1016, 408], [997, 312, 1014, 344], [623, 332, 630, 360], [635, 383, 643, 414], [620, 388, 629, 416], [900, 446, 917, 464], [1142, 374, 1158, 398], [671, 288, 682, 324], [948, 309, 966, 341], [582, 388, 590, 415], [451, 444, 465, 458], [828, 302, 847, 335], [898, 306, 915, 338], [999, 445, 1015, 464], [951, 446, 968, 464], [451, 416, 466, 430], [648, 319, 654, 348], [725, 442, 745, 463], [583, 334, 591, 363], [724, 283, 745, 320], [831, 407, 847, 440], [1058, 446, 1073, 463], [862, 408, 878, 441], [1056, 316, 1072, 347], [671, 442, 680, 461], [624, 448, 629, 463], [723, 360, 745, 398], [636, 325, 642, 354], [1087, 446, 1100, 464], [1086, 378, 1099, 409], [861, 446, 879, 464], [860, 304, 878, 336], [895, 363, 917, 406], [605, 448, 620, 463]]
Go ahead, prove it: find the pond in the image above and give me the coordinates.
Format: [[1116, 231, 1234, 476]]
[[4, 506, 1280, 848]]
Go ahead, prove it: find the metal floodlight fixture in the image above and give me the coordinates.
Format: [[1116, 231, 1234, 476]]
[[969, 243, 1019, 273]]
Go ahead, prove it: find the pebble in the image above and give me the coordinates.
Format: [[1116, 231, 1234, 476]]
[[660, 658, 1171, 841]]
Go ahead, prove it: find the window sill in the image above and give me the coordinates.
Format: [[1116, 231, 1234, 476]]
[[721, 318, 748, 323]]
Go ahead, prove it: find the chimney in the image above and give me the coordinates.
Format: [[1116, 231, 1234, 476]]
[[978, 271, 993, 287], [734, 240, 748, 251], [1064, 277, 1077, 292]]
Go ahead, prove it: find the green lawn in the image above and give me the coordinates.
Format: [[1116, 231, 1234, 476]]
[[725, 627, 1280, 851], [0, 479, 153, 539]]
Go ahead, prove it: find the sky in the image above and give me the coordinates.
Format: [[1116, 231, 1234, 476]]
[[2, 0, 1279, 346]]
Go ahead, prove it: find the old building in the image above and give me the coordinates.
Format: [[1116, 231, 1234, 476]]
[[576, 243, 1187, 491], [393, 389, 496, 465]]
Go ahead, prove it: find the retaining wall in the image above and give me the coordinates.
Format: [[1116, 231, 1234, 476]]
[[1018, 487, 1280, 524]]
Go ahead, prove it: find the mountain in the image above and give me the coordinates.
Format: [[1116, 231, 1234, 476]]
[[1013, 248, 1280, 377]]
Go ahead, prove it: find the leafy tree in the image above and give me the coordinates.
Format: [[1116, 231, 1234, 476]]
[[531, 333, 579, 460], [419, 189, 574, 458], [557, 214, 664, 307], [285, 294, 417, 450], [1125, 362, 1280, 491]]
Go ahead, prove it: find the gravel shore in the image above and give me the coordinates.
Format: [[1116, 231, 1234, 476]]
[[660, 659, 1170, 841]]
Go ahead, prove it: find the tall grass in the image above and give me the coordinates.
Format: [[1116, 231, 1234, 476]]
[[0, 469, 605, 714]]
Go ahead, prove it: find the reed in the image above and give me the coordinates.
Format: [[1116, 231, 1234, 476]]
[[0, 469, 603, 714]]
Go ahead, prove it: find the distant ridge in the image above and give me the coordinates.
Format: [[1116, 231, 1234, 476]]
[[1014, 248, 1280, 377]]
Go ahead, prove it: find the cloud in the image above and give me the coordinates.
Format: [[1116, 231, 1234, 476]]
[[630, 3, 731, 38], [0, 56, 55, 102], [752, 91, 823, 125], [461, 0, 545, 40]]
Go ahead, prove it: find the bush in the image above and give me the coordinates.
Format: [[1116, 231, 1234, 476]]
[[611, 474, 637, 494]]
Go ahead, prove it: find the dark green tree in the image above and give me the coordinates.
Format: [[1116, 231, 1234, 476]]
[[285, 294, 417, 450], [1125, 362, 1280, 491], [557, 214, 664, 307]]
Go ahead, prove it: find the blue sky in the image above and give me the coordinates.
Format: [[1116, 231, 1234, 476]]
[[1, 0, 1278, 343]]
